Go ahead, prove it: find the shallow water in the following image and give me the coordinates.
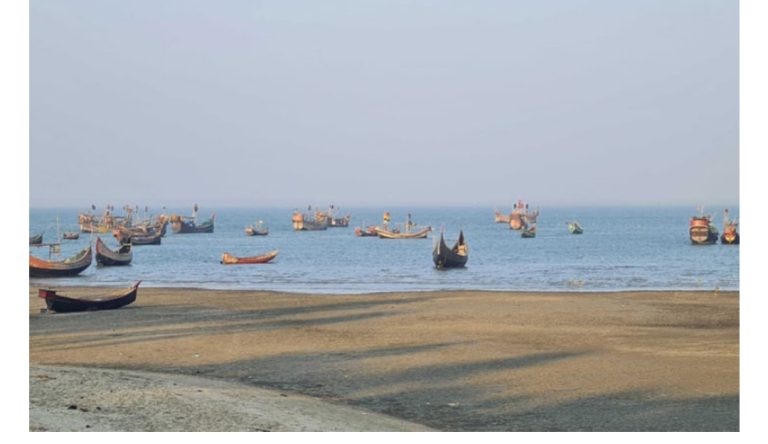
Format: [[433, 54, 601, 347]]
[[29, 206, 739, 293]]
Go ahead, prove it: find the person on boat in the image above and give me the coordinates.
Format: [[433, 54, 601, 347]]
[[406, 213, 414, 232]]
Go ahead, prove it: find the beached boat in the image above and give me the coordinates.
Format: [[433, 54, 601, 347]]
[[291, 208, 329, 231], [62, 232, 80, 240], [354, 226, 379, 237], [245, 221, 269, 236], [38, 281, 140, 313], [689, 213, 719, 245], [220, 250, 279, 265], [433, 230, 468, 269], [720, 209, 739, 245], [30, 246, 92, 277], [95, 237, 132, 266], [568, 222, 583, 234], [29, 233, 43, 245], [521, 224, 537, 238]]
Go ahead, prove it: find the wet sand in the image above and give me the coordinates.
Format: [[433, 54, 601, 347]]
[[29, 286, 739, 431]]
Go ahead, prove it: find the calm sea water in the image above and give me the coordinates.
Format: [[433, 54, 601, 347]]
[[29, 206, 739, 293]]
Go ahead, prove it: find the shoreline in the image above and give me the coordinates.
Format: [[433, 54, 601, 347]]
[[30, 286, 739, 431], [28, 281, 739, 296]]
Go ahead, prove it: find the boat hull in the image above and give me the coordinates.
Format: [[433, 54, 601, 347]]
[[221, 250, 279, 265], [95, 238, 132, 266], [377, 227, 431, 239], [29, 247, 92, 277], [433, 231, 468, 269], [39, 281, 140, 313]]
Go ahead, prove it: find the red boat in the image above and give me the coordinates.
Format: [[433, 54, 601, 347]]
[[354, 226, 378, 237], [220, 250, 279, 265]]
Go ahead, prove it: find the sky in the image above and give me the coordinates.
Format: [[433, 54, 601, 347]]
[[29, 0, 739, 208]]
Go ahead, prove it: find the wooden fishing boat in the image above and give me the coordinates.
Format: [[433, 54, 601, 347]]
[[245, 221, 269, 236], [38, 281, 140, 313], [95, 237, 132, 266], [30, 246, 92, 277], [112, 228, 162, 245], [494, 210, 511, 224], [171, 215, 215, 233], [291, 210, 329, 231], [377, 226, 431, 239], [354, 226, 379, 237], [689, 214, 719, 245], [220, 250, 279, 265], [521, 225, 537, 238], [62, 232, 80, 240], [433, 230, 468, 269], [509, 200, 539, 230], [29, 233, 43, 245], [568, 222, 583, 234], [329, 215, 351, 227], [720, 209, 739, 245]]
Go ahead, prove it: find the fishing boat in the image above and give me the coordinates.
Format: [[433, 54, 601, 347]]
[[509, 200, 539, 230], [494, 208, 511, 224], [377, 226, 431, 239], [433, 230, 468, 269], [720, 209, 739, 245], [376, 213, 431, 239], [354, 226, 379, 237], [30, 246, 92, 277], [521, 224, 537, 238], [689, 211, 719, 245], [112, 228, 162, 245], [245, 221, 269, 236], [38, 281, 140, 313], [95, 237, 132, 266], [171, 215, 215, 233], [330, 215, 351, 227], [62, 232, 80, 240], [568, 221, 583, 234], [29, 233, 43, 245], [220, 250, 279, 265], [291, 207, 329, 231]]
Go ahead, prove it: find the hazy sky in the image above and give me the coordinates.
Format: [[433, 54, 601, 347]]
[[30, 0, 739, 208]]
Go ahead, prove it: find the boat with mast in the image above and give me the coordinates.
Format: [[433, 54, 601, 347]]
[[689, 207, 719, 245], [720, 209, 739, 245]]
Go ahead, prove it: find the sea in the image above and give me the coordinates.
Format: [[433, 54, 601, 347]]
[[29, 206, 739, 294]]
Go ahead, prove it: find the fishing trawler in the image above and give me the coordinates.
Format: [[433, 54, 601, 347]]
[[689, 208, 719, 245], [720, 209, 739, 245]]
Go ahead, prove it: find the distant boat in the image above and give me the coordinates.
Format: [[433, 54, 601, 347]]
[[521, 224, 537, 238], [29, 233, 43, 245], [689, 210, 719, 245], [39, 281, 140, 313], [113, 228, 162, 245], [62, 232, 80, 240], [30, 246, 92, 277], [568, 221, 583, 234], [509, 200, 539, 230], [221, 250, 279, 265], [493, 209, 511, 224], [245, 220, 269, 236], [291, 208, 329, 231], [433, 230, 468, 269], [325, 205, 351, 227], [171, 215, 215, 234], [354, 226, 378, 237], [377, 226, 431, 239], [95, 237, 132, 266], [720, 209, 739, 245]]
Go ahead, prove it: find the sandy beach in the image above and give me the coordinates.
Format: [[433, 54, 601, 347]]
[[29, 286, 739, 431]]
